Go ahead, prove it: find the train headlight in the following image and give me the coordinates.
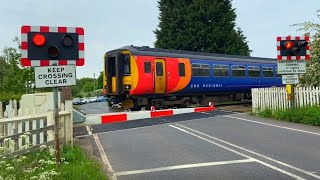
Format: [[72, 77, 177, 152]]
[[123, 84, 131, 90]]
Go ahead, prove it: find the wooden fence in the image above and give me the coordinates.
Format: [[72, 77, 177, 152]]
[[252, 86, 320, 114], [0, 101, 73, 159]]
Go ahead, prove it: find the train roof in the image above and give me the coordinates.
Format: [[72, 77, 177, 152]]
[[106, 46, 277, 64]]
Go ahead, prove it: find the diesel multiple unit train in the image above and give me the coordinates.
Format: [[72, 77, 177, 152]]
[[103, 46, 283, 110]]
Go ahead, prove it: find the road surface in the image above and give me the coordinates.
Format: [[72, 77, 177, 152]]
[[74, 110, 320, 180]]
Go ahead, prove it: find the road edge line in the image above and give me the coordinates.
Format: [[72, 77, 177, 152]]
[[93, 134, 117, 180]]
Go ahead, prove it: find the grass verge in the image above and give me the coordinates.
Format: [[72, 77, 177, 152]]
[[256, 106, 320, 126], [0, 145, 107, 180]]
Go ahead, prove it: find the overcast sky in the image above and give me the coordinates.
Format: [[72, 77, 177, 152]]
[[0, 0, 319, 79]]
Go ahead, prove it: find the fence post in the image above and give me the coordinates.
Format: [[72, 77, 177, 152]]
[[47, 111, 55, 142], [64, 100, 73, 146], [0, 101, 3, 119], [13, 100, 18, 117]]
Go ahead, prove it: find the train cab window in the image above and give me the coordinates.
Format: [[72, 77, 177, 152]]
[[144, 62, 151, 73], [122, 54, 130, 76], [156, 62, 163, 76], [179, 63, 185, 77], [231, 65, 245, 77], [213, 65, 229, 77], [248, 66, 260, 77], [107, 57, 116, 77], [262, 67, 274, 77], [192, 63, 210, 77]]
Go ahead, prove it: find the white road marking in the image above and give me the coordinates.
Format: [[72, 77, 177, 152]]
[[85, 125, 92, 135], [218, 109, 247, 115], [174, 124, 320, 180], [223, 115, 320, 136], [93, 134, 117, 180], [169, 125, 305, 179], [170, 125, 306, 179], [115, 159, 255, 176], [199, 112, 212, 115]]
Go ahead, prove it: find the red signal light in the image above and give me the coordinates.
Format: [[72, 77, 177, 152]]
[[33, 33, 46, 46], [284, 41, 294, 49]]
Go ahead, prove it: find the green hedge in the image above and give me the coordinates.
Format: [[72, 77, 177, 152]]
[[257, 106, 320, 126], [0, 93, 24, 103]]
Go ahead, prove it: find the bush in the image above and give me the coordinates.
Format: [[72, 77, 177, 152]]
[[0, 92, 24, 104], [257, 108, 273, 118]]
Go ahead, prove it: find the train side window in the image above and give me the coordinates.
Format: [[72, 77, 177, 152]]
[[248, 66, 260, 77], [192, 63, 210, 77], [231, 65, 245, 77], [213, 65, 229, 77], [274, 67, 281, 77], [262, 67, 274, 77], [144, 62, 151, 73], [179, 63, 185, 77]]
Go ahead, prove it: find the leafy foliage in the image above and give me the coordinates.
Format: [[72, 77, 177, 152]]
[[0, 145, 107, 180], [257, 106, 320, 126], [0, 38, 35, 101], [154, 0, 251, 56], [293, 10, 320, 86], [71, 72, 103, 98]]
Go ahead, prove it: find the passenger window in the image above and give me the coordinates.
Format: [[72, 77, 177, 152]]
[[248, 66, 260, 77], [144, 62, 151, 73], [156, 62, 163, 76], [192, 63, 210, 77], [274, 67, 281, 77], [263, 67, 274, 77], [232, 65, 245, 77], [179, 63, 185, 77], [213, 65, 229, 77]]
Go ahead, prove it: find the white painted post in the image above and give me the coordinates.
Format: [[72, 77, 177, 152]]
[[300, 87, 303, 107], [316, 86, 319, 106], [64, 100, 73, 146], [39, 119, 44, 144], [13, 100, 18, 117], [25, 120, 30, 146], [5, 100, 14, 118], [47, 111, 55, 142], [32, 119, 37, 146], [18, 121, 23, 150], [0, 101, 3, 119]]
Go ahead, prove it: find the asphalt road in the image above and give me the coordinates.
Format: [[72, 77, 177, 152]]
[[74, 110, 320, 180], [77, 101, 128, 115]]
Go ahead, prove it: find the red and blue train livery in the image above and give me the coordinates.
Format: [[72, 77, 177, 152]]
[[103, 46, 282, 110]]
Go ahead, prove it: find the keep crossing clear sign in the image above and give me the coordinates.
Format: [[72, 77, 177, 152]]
[[277, 60, 306, 74], [282, 74, 299, 84], [35, 65, 76, 88]]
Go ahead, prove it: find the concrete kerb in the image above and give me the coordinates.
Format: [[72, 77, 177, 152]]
[[79, 102, 216, 126]]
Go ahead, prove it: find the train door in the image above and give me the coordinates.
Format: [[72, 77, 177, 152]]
[[154, 59, 166, 94]]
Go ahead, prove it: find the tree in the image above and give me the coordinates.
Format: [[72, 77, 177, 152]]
[[83, 82, 94, 93], [294, 10, 320, 86], [154, 0, 251, 56], [97, 71, 103, 89]]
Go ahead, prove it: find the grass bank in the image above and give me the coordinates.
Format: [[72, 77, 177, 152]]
[[0, 145, 107, 180], [256, 106, 320, 126]]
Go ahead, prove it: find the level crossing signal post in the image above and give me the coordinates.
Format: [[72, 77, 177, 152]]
[[276, 36, 310, 109], [20, 25, 85, 163]]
